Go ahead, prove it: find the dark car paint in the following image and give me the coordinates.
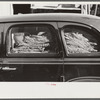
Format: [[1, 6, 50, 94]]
[[0, 13, 100, 81], [1, 22, 63, 81]]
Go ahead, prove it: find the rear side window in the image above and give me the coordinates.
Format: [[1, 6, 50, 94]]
[[7, 24, 59, 56], [61, 26, 100, 56]]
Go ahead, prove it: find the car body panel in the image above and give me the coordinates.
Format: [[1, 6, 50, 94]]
[[0, 13, 100, 32], [0, 22, 64, 81], [58, 21, 100, 81], [0, 13, 100, 81]]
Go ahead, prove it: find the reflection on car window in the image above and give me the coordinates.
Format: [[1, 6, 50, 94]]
[[8, 25, 57, 54], [61, 27, 99, 55]]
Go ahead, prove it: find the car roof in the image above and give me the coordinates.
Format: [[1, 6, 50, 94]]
[[1, 13, 100, 31], [0, 13, 100, 23]]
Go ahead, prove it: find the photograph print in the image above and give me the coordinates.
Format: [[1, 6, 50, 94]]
[[0, 2, 100, 82]]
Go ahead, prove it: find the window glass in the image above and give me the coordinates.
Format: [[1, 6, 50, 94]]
[[7, 25, 58, 54], [61, 26, 100, 55]]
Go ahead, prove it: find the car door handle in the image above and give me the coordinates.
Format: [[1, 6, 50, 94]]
[[0, 67, 17, 71]]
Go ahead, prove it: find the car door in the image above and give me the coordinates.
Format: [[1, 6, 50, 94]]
[[2, 22, 64, 82], [58, 22, 100, 81]]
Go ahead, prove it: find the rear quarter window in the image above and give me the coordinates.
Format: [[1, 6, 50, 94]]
[[61, 26, 100, 57]]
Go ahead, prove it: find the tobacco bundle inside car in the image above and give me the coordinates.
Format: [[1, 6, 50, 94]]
[[64, 32, 98, 54], [11, 32, 50, 53]]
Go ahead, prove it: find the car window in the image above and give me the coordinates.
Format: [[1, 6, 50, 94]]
[[61, 26, 100, 56], [7, 24, 59, 56]]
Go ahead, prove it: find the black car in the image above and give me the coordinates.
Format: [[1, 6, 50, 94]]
[[0, 13, 100, 82]]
